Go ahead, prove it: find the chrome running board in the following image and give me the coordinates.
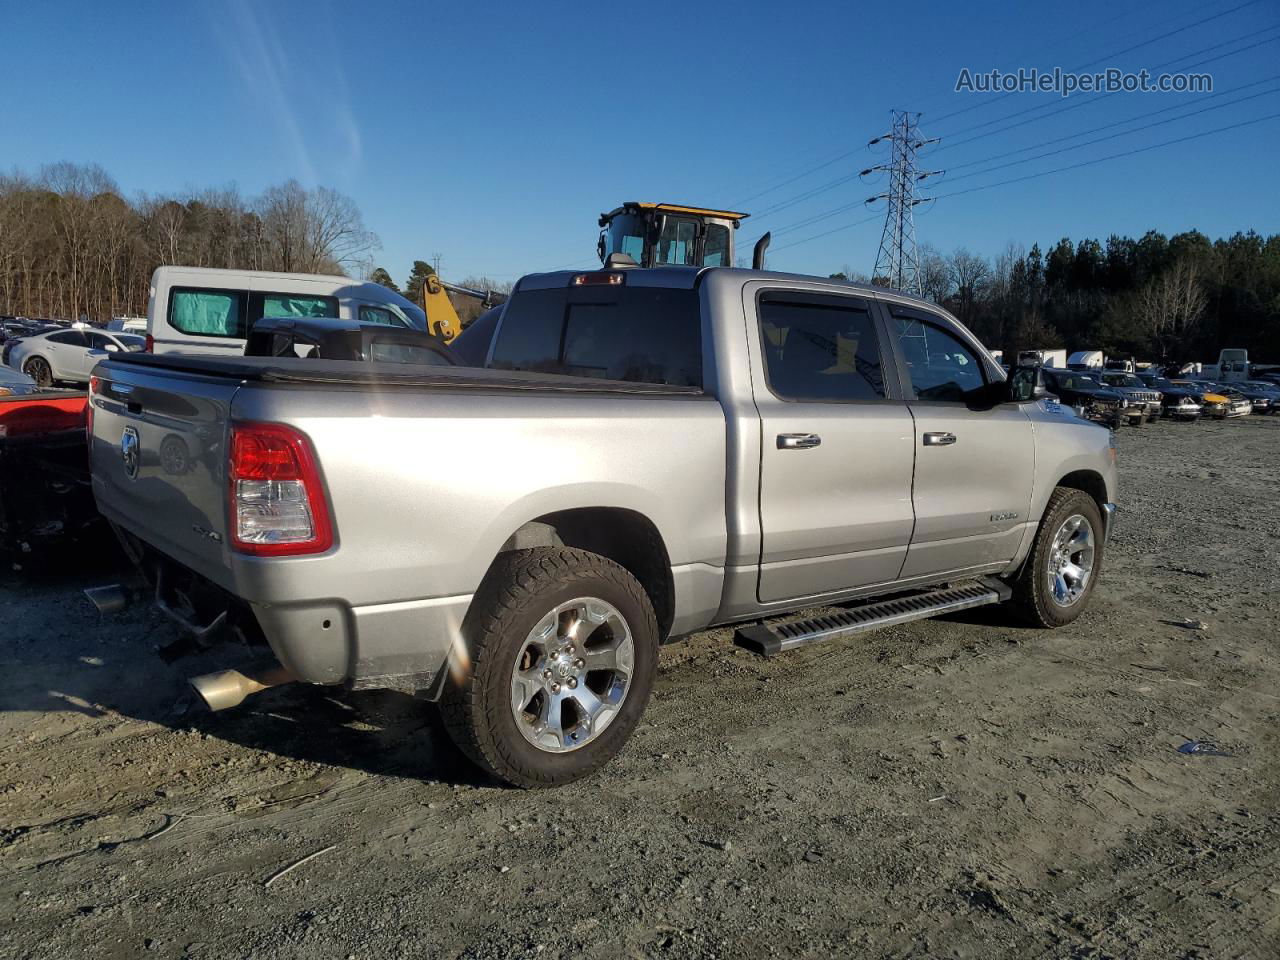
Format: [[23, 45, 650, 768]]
[[734, 578, 1011, 657]]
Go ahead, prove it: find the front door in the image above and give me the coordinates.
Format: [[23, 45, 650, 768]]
[[753, 290, 916, 603], [888, 306, 1035, 579]]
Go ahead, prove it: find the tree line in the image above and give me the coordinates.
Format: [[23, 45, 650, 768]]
[[841, 228, 1280, 364], [0, 162, 379, 322]]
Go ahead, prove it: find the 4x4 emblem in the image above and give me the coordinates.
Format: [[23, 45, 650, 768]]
[[121, 426, 140, 480]]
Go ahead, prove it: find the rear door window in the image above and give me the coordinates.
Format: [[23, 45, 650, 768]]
[[359, 305, 410, 327], [251, 292, 337, 323], [757, 295, 886, 401], [490, 285, 701, 387], [169, 288, 249, 338], [47, 330, 87, 346]]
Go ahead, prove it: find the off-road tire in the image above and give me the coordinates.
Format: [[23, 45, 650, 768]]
[[24, 356, 52, 388], [1009, 487, 1105, 628], [440, 547, 659, 788]]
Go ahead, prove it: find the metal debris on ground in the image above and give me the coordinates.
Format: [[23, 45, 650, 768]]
[[1176, 741, 1232, 757]]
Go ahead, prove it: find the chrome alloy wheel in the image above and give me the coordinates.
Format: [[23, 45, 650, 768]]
[[1046, 514, 1096, 607], [509, 597, 635, 753]]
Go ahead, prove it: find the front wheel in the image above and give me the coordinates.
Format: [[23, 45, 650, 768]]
[[23, 356, 52, 388], [1009, 487, 1105, 628], [440, 547, 659, 788]]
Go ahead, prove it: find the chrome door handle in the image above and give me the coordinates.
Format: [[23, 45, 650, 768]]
[[922, 432, 957, 446], [777, 433, 822, 449]]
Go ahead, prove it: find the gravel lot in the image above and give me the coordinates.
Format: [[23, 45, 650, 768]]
[[3, 415, 1278, 959]]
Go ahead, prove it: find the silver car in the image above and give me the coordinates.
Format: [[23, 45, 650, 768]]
[[0, 363, 39, 396], [8, 328, 145, 387]]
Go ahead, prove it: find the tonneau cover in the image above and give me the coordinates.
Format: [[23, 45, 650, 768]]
[[105, 352, 704, 397]]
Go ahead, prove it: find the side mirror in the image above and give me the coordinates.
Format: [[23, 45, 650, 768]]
[[1007, 364, 1045, 403], [105, 342, 120, 352], [86, 348, 108, 358]]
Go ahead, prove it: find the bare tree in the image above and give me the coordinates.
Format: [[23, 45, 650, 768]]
[[917, 243, 951, 303], [1130, 259, 1207, 360], [947, 247, 991, 328]]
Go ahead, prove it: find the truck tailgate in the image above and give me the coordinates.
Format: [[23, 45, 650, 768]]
[[89, 361, 240, 582]]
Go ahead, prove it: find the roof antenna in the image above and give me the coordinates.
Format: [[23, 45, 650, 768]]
[[752, 232, 771, 270]]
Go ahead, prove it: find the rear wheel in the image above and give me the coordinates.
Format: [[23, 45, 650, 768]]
[[23, 356, 51, 387], [1009, 487, 1105, 628], [440, 547, 659, 788]]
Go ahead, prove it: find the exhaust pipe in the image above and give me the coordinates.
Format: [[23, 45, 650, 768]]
[[189, 666, 294, 711], [84, 584, 130, 614]]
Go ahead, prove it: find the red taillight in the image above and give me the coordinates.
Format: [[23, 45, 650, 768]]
[[571, 272, 625, 287], [228, 422, 332, 556], [144, 334, 155, 353]]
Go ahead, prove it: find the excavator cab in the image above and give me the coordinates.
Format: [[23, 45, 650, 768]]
[[597, 202, 748, 269]]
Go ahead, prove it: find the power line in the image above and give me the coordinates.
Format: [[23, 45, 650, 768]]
[[930, 111, 1280, 201], [940, 73, 1280, 173], [934, 27, 1280, 150], [926, 0, 1268, 127], [763, 111, 1280, 256], [728, 147, 862, 210], [938, 81, 1280, 185], [901, 0, 1180, 118], [737, 32, 1279, 248]]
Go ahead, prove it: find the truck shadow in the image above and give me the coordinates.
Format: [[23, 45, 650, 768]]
[[180, 684, 495, 788], [0, 566, 495, 788]]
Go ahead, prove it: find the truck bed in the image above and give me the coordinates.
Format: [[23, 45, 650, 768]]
[[109, 352, 705, 396]]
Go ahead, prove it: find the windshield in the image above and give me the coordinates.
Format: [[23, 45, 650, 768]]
[[1104, 374, 1143, 388], [602, 213, 646, 264], [115, 334, 146, 351]]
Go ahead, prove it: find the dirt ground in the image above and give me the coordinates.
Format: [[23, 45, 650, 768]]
[[2, 416, 1278, 959]]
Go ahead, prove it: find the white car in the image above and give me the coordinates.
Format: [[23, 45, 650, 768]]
[[8, 328, 145, 387]]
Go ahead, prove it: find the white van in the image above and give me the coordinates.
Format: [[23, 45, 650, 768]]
[[146, 266, 427, 355]]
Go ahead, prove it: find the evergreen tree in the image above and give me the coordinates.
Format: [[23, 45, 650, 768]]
[[403, 260, 436, 306], [369, 267, 399, 292]]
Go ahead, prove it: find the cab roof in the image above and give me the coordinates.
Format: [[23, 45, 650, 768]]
[[599, 202, 749, 225]]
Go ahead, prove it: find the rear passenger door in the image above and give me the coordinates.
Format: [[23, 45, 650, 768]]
[[751, 290, 916, 603], [44, 330, 88, 378], [887, 304, 1035, 579]]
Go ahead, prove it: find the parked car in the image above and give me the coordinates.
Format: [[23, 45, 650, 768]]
[[1201, 381, 1267, 415], [1040, 368, 1135, 427], [2, 324, 58, 367], [1171, 380, 1230, 419], [1099, 372, 1162, 422], [89, 265, 1118, 788], [0, 364, 40, 397], [7, 328, 144, 387], [1137, 375, 1203, 420], [1237, 380, 1280, 413], [1183, 380, 1249, 418]]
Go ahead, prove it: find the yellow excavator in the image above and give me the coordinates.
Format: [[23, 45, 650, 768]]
[[422, 202, 759, 340]]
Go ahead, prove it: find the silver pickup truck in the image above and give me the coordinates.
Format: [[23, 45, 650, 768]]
[[89, 266, 1117, 787]]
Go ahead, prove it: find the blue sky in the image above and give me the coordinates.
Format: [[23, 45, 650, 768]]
[[5, 0, 1279, 285]]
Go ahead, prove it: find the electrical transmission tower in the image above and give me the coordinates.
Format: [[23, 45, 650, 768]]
[[866, 111, 941, 294]]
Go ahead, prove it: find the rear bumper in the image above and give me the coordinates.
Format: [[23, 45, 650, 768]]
[[252, 592, 469, 696], [110, 520, 467, 698]]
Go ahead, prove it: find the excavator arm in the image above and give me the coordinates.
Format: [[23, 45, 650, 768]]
[[422, 276, 506, 342]]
